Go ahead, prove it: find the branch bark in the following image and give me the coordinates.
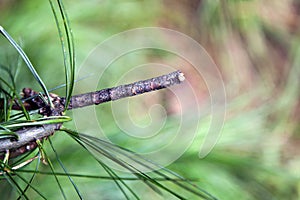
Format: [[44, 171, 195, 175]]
[[66, 70, 185, 109]]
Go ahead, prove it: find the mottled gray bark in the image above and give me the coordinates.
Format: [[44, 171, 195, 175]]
[[0, 124, 60, 159], [64, 70, 185, 109]]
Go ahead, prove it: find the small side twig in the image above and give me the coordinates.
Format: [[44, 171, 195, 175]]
[[66, 70, 185, 109]]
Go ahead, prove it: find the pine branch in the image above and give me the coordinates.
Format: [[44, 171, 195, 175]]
[[0, 71, 185, 159]]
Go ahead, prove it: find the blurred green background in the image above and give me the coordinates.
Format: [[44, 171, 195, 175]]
[[1, 0, 300, 199]]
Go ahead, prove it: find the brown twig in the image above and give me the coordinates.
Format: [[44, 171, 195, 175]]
[[66, 70, 185, 109]]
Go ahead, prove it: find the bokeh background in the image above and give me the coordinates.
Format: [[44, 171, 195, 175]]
[[0, 0, 300, 199]]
